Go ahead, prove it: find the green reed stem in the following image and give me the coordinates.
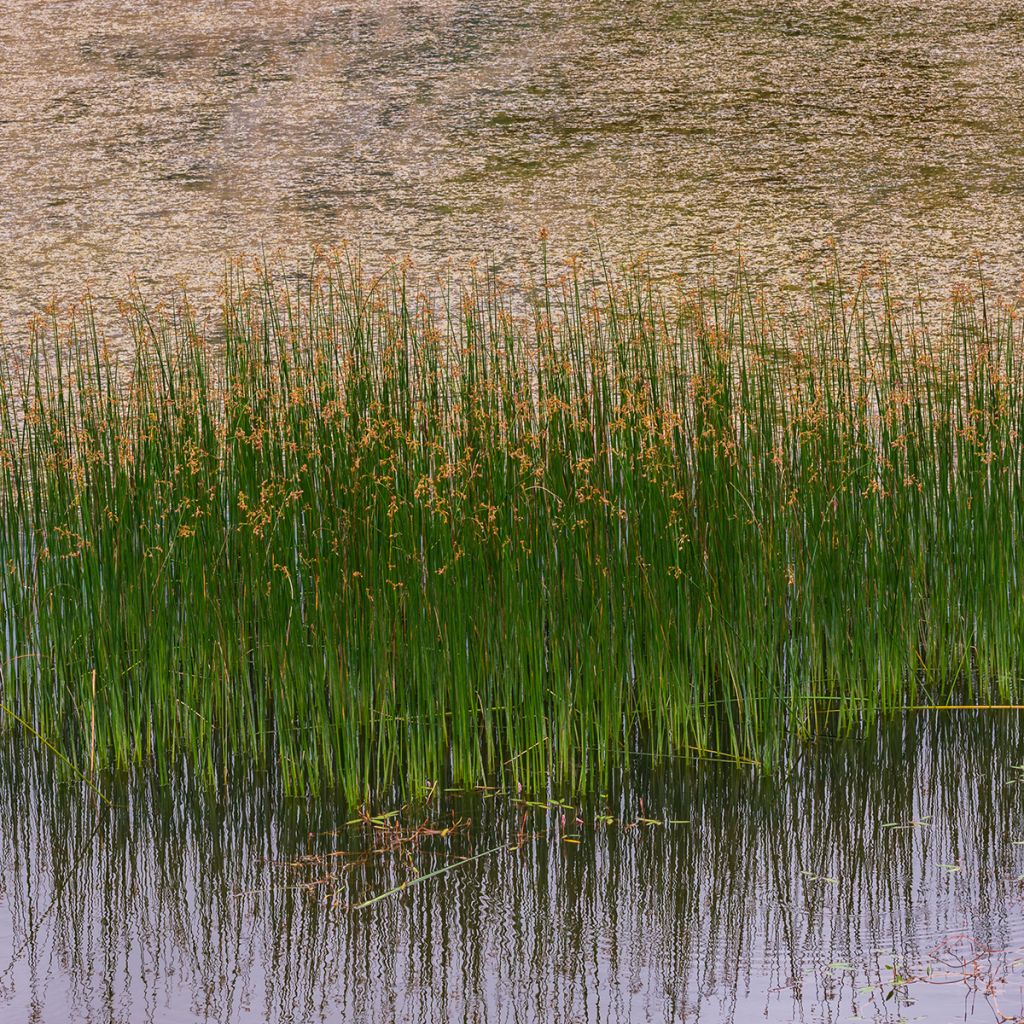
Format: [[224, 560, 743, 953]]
[[1, 252, 1021, 797]]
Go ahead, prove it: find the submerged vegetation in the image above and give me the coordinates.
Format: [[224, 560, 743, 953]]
[[0, 250, 1022, 797]]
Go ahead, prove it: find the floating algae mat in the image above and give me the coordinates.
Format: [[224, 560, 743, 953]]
[[2, 252, 1024, 796], [1, 711, 1024, 1022], [4, 0, 1024, 321]]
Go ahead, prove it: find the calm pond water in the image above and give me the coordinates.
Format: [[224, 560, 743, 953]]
[[2, 0, 1024, 329], [1, 713, 1023, 1023]]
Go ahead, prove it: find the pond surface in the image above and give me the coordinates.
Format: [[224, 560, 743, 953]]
[[1, 713, 1023, 1023], [2, 0, 1024, 329]]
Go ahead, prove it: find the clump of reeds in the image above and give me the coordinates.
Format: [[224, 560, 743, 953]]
[[0, 250, 1021, 796]]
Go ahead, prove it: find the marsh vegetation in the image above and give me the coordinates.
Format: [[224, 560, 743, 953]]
[[2, 250, 1021, 798]]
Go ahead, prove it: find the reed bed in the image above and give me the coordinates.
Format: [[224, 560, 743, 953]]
[[0, 251, 1021, 797]]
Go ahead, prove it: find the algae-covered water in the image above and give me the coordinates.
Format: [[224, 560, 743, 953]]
[[1, 714, 1023, 1023], [2, 0, 1024, 324]]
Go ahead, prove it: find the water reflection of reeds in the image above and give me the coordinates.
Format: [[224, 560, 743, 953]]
[[1, 712, 1021, 1022]]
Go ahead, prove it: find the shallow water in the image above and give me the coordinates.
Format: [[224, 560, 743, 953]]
[[2, 0, 1024, 329], [4, 5, 1024, 1021], [1, 713, 1023, 1023]]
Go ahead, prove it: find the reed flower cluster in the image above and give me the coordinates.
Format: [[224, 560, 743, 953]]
[[1, 252, 1020, 796]]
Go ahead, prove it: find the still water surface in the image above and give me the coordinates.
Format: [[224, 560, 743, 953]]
[[2, 0, 1024, 326], [1, 714, 1023, 1023]]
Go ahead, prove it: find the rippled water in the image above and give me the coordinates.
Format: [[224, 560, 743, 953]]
[[2, 0, 1024, 329], [1, 714, 1023, 1023]]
